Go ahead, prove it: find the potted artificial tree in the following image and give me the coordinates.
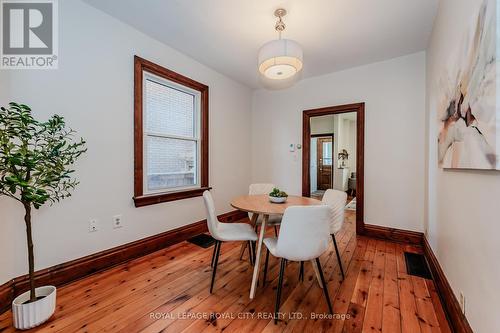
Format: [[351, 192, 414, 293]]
[[0, 102, 86, 330]]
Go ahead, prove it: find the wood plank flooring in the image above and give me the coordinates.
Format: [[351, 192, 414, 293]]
[[0, 211, 451, 333]]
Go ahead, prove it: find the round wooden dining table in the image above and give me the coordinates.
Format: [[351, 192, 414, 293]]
[[230, 194, 321, 299]]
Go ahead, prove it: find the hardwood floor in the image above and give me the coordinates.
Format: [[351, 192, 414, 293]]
[[0, 211, 451, 333]]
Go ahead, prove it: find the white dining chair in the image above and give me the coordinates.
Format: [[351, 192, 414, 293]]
[[298, 189, 347, 282], [322, 189, 347, 280], [262, 205, 333, 323], [239, 183, 282, 261], [203, 190, 258, 293]]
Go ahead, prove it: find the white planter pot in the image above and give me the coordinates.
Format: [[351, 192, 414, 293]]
[[12, 286, 56, 330], [269, 196, 287, 203]]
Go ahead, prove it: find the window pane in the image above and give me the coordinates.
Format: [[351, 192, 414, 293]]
[[146, 136, 197, 191], [145, 78, 195, 137], [323, 142, 332, 158], [323, 142, 332, 165]]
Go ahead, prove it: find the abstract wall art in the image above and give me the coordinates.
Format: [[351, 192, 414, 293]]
[[437, 0, 498, 169]]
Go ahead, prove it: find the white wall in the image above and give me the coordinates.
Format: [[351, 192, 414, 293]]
[[251, 52, 426, 231], [310, 138, 318, 192], [340, 117, 357, 171], [425, 0, 500, 331], [336, 114, 357, 170], [0, 0, 252, 285]]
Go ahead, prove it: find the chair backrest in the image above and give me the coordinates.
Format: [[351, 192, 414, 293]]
[[202, 190, 221, 240], [322, 189, 347, 234], [275, 205, 330, 261], [248, 183, 275, 219], [249, 183, 276, 195]]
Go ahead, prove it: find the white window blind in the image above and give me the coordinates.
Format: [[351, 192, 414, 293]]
[[143, 72, 201, 194]]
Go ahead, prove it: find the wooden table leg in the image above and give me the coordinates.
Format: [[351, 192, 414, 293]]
[[250, 214, 268, 299], [239, 213, 258, 260]]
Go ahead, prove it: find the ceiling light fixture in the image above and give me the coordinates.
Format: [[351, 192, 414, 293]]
[[258, 9, 303, 83]]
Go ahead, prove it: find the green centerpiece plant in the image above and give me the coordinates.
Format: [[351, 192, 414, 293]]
[[269, 187, 288, 198], [269, 187, 288, 203]]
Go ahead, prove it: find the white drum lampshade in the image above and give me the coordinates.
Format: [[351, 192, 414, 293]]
[[258, 39, 303, 80]]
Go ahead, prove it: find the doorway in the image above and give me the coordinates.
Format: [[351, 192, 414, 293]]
[[302, 103, 365, 234]]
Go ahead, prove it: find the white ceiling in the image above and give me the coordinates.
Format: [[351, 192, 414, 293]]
[[83, 0, 439, 89]]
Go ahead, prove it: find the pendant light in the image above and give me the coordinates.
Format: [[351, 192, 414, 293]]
[[258, 9, 303, 84]]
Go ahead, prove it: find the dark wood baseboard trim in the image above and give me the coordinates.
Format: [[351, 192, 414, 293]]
[[0, 281, 13, 314], [423, 237, 473, 333], [361, 224, 424, 245], [0, 210, 247, 314]]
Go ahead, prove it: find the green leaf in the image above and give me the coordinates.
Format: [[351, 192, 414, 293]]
[[0, 102, 86, 208]]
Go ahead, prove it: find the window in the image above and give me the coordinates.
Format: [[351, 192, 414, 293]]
[[322, 141, 332, 165], [144, 75, 199, 192], [134, 56, 209, 207]]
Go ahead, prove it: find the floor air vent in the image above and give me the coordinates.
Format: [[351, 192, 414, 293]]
[[188, 234, 216, 248], [404, 252, 432, 280]]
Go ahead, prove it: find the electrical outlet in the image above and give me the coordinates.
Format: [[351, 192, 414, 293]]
[[113, 215, 123, 229], [89, 219, 98, 232], [459, 292, 466, 314]]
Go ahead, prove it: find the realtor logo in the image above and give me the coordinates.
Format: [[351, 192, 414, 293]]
[[1, 0, 58, 69]]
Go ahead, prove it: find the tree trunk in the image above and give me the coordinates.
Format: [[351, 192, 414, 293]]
[[23, 202, 36, 302]]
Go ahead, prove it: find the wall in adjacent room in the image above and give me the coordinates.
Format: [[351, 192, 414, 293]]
[[425, 0, 500, 331], [310, 115, 335, 135], [339, 116, 357, 171], [310, 137, 318, 192], [335, 114, 357, 171], [0, 0, 252, 285], [251, 52, 426, 231]]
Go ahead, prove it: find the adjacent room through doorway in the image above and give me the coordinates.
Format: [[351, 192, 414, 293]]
[[309, 113, 357, 211], [302, 103, 365, 234]]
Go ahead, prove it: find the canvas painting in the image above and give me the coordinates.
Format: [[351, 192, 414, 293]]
[[437, 0, 499, 169]]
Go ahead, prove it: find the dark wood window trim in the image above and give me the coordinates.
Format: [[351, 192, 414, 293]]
[[302, 103, 365, 234], [310, 132, 334, 138], [133, 56, 210, 207]]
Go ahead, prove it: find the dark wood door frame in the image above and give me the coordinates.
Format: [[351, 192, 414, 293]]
[[302, 103, 365, 234], [310, 133, 334, 138]]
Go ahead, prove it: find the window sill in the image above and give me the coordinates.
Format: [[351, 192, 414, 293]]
[[133, 186, 212, 207]]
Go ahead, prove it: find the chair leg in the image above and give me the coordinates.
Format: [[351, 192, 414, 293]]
[[252, 241, 257, 263], [331, 234, 345, 280], [211, 241, 218, 268], [210, 241, 221, 293], [253, 225, 258, 260], [298, 261, 304, 282], [239, 242, 247, 260], [274, 225, 278, 236], [263, 248, 270, 286], [311, 259, 323, 288], [248, 241, 254, 266], [315, 257, 333, 314], [274, 258, 286, 324]]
